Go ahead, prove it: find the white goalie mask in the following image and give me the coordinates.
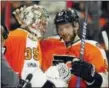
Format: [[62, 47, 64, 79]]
[[13, 5, 49, 41]]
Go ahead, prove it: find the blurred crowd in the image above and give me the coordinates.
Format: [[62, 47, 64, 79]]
[[68, 1, 109, 61], [69, 1, 109, 45], [1, 1, 109, 59]]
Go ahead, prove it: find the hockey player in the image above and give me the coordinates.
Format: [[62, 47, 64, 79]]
[[4, 4, 51, 87], [40, 8, 108, 87]]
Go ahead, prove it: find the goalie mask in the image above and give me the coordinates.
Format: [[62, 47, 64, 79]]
[[13, 5, 49, 41]]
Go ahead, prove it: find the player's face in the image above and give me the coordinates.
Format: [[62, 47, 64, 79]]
[[38, 20, 48, 35], [32, 19, 48, 36], [57, 23, 75, 42]]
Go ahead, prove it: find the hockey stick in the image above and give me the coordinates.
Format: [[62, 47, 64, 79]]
[[76, 1, 89, 88], [102, 31, 109, 50]]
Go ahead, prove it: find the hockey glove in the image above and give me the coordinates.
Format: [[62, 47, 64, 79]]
[[45, 63, 71, 87], [56, 63, 71, 82], [71, 59, 102, 87]]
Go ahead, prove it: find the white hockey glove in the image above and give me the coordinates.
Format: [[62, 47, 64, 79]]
[[56, 63, 71, 82], [45, 63, 71, 87]]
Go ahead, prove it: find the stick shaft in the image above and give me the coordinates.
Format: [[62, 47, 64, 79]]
[[76, 2, 89, 87]]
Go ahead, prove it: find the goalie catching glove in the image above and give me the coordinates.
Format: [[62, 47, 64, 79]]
[[45, 63, 71, 87], [71, 58, 103, 87]]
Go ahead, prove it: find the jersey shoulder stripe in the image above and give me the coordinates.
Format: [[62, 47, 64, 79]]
[[9, 28, 27, 37]]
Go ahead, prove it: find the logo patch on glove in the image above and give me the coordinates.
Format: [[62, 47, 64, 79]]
[[57, 63, 71, 82]]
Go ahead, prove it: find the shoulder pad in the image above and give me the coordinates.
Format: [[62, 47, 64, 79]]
[[85, 40, 103, 49], [9, 28, 27, 37]]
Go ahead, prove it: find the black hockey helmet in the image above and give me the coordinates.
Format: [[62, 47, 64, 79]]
[[54, 8, 79, 26]]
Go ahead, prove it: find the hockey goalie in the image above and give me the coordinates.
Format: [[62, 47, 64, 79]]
[[4, 4, 51, 87]]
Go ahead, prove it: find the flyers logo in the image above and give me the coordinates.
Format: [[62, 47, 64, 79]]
[[25, 47, 39, 60]]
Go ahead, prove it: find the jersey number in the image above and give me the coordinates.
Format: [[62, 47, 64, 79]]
[[25, 47, 39, 60]]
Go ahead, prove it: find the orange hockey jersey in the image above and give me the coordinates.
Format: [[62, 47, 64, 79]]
[[4, 28, 42, 77], [40, 37, 108, 87]]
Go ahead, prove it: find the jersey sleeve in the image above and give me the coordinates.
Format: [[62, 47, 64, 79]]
[[85, 41, 108, 87], [85, 41, 108, 72]]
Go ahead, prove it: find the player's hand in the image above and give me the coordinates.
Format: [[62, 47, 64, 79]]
[[71, 58, 103, 87], [71, 58, 95, 82]]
